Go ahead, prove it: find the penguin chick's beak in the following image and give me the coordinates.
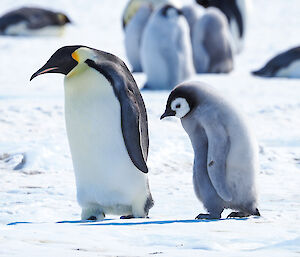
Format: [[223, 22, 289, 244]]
[[30, 67, 59, 81], [160, 110, 176, 120]]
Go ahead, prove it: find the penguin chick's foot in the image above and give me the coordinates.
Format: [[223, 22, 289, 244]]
[[120, 215, 135, 219], [227, 208, 261, 218], [227, 211, 250, 218], [87, 216, 97, 221], [195, 213, 221, 220], [120, 215, 148, 219]]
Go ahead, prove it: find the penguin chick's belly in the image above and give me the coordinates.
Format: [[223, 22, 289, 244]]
[[223, 126, 258, 208], [4, 22, 65, 36], [64, 67, 148, 213]]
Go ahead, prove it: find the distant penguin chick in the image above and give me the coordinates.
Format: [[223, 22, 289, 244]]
[[125, 4, 153, 72], [192, 7, 233, 73], [252, 46, 300, 78], [195, 0, 249, 54], [141, 4, 195, 90], [0, 7, 71, 36], [161, 81, 260, 219], [30, 46, 154, 220], [181, 4, 205, 39]]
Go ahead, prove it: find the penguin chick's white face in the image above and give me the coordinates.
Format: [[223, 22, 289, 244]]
[[170, 97, 190, 118], [160, 86, 197, 120]]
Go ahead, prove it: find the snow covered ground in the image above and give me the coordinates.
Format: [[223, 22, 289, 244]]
[[0, 0, 300, 256]]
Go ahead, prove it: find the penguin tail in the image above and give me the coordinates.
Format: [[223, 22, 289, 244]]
[[144, 194, 154, 214], [253, 208, 261, 216]]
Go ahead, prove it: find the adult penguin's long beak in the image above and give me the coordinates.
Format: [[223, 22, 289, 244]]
[[29, 45, 81, 82], [30, 67, 59, 81]]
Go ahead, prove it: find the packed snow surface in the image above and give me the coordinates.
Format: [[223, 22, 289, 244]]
[[0, 0, 299, 256]]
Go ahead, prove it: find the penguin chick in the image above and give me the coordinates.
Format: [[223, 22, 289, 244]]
[[195, 0, 249, 54], [31, 45, 154, 220], [141, 4, 194, 90], [192, 7, 233, 73], [181, 3, 204, 39], [161, 81, 260, 219]]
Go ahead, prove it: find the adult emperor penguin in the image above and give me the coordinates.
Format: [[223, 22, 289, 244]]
[[192, 7, 233, 73], [124, 4, 153, 72], [0, 7, 71, 36], [161, 81, 260, 219], [30, 45, 154, 220], [140, 4, 195, 90], [196, 0, 249, 54], [252, 46, 300, 78]]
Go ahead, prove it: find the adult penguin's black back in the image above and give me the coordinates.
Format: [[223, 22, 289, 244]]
[[0, 7, 70, 34], [252, 46, 300, 78], [84, 48, 150, 166]]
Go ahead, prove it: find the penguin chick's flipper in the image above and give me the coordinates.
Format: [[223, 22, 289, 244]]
[[195, 213, 221, 220], [202, 117, 232, 202]]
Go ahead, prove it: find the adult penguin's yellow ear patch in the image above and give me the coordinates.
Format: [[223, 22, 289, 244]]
[[71, 47, 95, 64], [71, 51, 79, 62], [123, 0, 143, 28]]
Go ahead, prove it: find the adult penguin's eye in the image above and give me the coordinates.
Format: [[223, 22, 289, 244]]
[[176, 104, 181, 108]]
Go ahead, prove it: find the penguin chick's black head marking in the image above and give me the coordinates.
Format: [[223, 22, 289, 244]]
[[30, 45, 82, 81], [161, 4, 183, 17], [160, 86, 197, 119]]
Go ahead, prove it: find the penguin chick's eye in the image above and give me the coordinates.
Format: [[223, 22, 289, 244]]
[[171, 97, 190, 118]]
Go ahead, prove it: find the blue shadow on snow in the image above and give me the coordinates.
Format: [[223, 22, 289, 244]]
[[7, 217, 250, 226]]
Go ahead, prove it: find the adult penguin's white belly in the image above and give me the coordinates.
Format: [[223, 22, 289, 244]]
[[4, 22, 65, 36], [64, 66, 148, 214], [276, 60, 300, 78]]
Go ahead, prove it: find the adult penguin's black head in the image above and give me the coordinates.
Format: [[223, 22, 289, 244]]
[[30, 45, 82, 81]]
